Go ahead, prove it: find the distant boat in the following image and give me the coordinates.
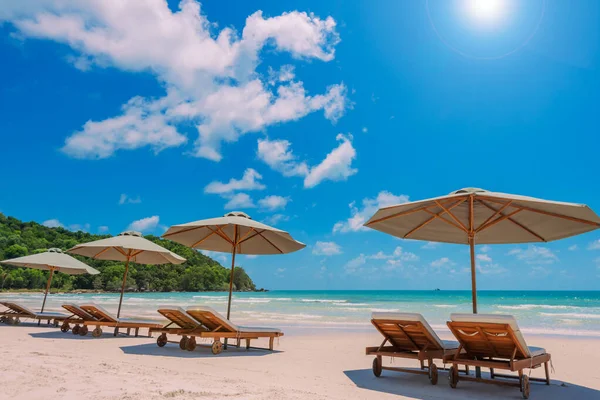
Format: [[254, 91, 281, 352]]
[[434, 288, 441, 291]]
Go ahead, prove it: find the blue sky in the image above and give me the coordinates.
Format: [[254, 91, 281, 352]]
[[1, 0, 599, 290]]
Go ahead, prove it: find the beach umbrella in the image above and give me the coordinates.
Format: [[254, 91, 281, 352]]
[[0, 248, 99, 313], [68, 231, 186, 318], [162, 211, 305, 320], [364, 187, 600, 313]]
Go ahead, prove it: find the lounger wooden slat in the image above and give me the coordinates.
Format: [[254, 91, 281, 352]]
[[446, 313, 551, 399], [0, 301, 69, 327], [150, 305, 283, 355], [366, 312, 462, 385], [73, 303, 162, 338]]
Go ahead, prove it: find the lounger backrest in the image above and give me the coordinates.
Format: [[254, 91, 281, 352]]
[[62, 304, 96, 321], [1, 302, 35, 316], [157, 306, 202, 330], [186, 306, 238, 332], [448, 314, 531, 359], [371, 312, 445, 351], [80, 304, 117, 323]]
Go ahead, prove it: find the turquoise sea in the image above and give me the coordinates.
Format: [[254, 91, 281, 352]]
[[2, 290, 600, 337]]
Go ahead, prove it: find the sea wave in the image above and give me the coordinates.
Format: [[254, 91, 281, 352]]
[[301, 299, 347, 303], [497, 304, 580, 310], [333, 302, 370, 307], [539, 313, 600, 319], [433, 304, 457, 308]]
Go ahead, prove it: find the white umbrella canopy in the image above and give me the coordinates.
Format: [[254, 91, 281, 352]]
[[365, 188, 600, 312], [68, 231, 186, 317], [163, 211, 305, 320], [1, 248, 99, 312]]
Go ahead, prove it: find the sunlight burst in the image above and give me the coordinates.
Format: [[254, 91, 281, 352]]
[[464, 0, 508, 27]]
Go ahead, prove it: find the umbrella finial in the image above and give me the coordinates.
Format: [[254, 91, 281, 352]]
[[451, 187, 488, 195], [119, 231, 143, 237], [224, 211, 252, 220], [47, 248, 64, 253]]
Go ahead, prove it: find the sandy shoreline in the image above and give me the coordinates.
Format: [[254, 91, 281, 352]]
[[2, 323, 600, 400]]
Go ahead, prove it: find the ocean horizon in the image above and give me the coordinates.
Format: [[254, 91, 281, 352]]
[[3, 289, 599, 338]]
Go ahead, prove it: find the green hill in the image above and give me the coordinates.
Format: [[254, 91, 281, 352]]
[[0, 213, 257, 293]]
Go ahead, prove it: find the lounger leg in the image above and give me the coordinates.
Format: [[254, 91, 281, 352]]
[[236, 338, 240, 348], [269, 337, 274, 351], [490, 367, 494, 379], [544, 362, 550, 385], [134, 327, 139, 337], [518, 370, 523, 391], [246, 339, 250, 350], [38, 320, 41, 326], [420, 359, 425, 370], [114, 327, 119, 336], [465, 365, 469, 375]]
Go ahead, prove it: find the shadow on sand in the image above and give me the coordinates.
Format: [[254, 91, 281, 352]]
[[29, 330, 150, 340], [120, 342, 282, 358], [344, 368, 600, 400]]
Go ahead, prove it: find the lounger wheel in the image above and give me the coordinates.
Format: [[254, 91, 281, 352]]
[[0, 316, 6, 323], [211, 340, 223, 355], [448, 366, 459, 389], [13, 317, 21, 325], [79, 325, 89, 336], [521, 375, 530, 399], [92, 327, 102, 338], [157, 333, 168, 347], [72, 325, 80, 335], [179, 336, 188, 350], [53, 319, 60, 328], [372, 357, 382, 377], [60, 322, 70, 333], [428, 363, 438, 385], [186, 337, 197, 352]]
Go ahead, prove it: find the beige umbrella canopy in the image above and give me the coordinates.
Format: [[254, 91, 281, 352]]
[[68, 231, 186, 317], [1, 248, 99, 313], [163, 211, 306, 319], [365, 188, 600, 313]]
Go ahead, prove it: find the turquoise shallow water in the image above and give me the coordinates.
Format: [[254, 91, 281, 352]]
[[2, 290, 600, 337]]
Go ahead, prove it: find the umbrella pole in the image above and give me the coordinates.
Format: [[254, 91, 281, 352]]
[[469, 237, 478, 314], [226, 225, 239, 321], [117, 256, 131, 319], [40, 267, 55, 315]]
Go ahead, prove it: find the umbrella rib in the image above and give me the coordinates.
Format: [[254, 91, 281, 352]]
[[190, 231, 217, 248], [238, 229, 264, 246], [404, 198, 466, 238], [477, 196, 600, 227], [237, 228, 256, 244], [423, 209, 467, 233], [113, 247, 129, 257], [475, 200, 513, 232], [435, 200, 468, 232], [256, 231, 283, 254], [475, 208, 523, 233], [162, 225, 203, 238], [207, 226, 234, 245], [478, 200, 546, 242], [91, 247, 110, 259], [365, 197, 465, 226]]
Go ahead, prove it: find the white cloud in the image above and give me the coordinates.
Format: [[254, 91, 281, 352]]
[[431, 257, 454, 268], [476, 254, 492, 262], [275, 267, 286, 277], [257, 138, 309, 177], [128, 215, 160, 233], [262, 214, 290, 226], [529, 266, 551, 277], [200, 250, 227, 263], [568, 245, 578, 251], [204, 168, 265, 194], [312, 241, 342, 256], [508, 245, 558, 265], [421, 242, 440, 250], [224, 193, 255, 209], [333, 191, 410, 233], [1, 2, 347, 161], [344, 247, 417, 274], [361, 127, 367, 133], [304, 134, 357, 188], [588, 240, 600, 250], [98, 226, 110, 233], [258, 195, 289, 211], [42, 219, 63, 228], [257, 134, 358, 188], [68, 223, 91, 232], [479, 245, 492, 253], [119, 193, 141, 205], [267, 65, 296, 85]]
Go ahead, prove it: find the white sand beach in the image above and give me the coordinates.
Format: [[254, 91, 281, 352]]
[[2, 323, 599, 400]]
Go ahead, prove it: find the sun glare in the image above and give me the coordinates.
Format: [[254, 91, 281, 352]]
[[464, 0, 508, 27]]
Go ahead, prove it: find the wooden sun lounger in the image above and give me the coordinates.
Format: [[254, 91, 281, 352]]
[[150, 305, 283, 355], [76, 303, 162, 338], [0, 301, 69, 327], [60, 303, 99, 334], [446, 313, 551, 399], [366, 312, 462, 385]]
